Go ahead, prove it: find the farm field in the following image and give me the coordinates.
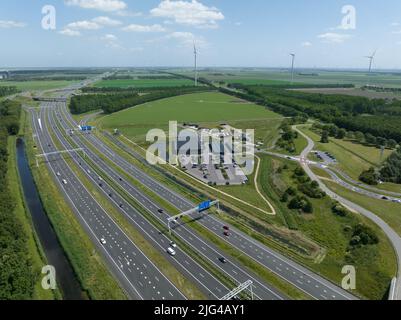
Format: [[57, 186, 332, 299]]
[[0, 80, 79, 91], [291, 87, 401, 99], [174, 68, 401, 88], [93, 79, 194, 88], [99, 92, 283, 143]]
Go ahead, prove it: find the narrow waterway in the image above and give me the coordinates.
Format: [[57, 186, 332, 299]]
[[16, 138, 84, 300]]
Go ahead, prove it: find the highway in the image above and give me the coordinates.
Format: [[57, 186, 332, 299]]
[[30, 105, 186, 300], [51, 102, 285, 300], [294, 125, 401, 300], [67, 105, 357, 300]]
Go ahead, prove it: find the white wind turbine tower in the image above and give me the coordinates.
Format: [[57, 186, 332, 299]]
[[194, 41, 198, 86], [365, 50, 377, 86], [290, 53, 296, 84]]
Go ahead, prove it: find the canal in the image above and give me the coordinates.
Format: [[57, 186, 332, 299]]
[[16, 138, 84, 300]]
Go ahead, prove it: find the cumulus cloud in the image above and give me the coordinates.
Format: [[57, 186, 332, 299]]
[[167, 31, 207, 48], [301, 41, 312, 47], [92, 16, 122, 26], [122, 24, 166, 33], [0, 20, 26, 28], [317, 32, 351, 43], [66, 20, 102, 30], [59, 28, 81, 36], [64, 0, 127, 12], [150, 0, 224, 29]]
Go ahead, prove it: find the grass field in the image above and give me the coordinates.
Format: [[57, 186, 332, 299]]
[[93, 79, 194, 88], [174, 68, 401, 88], [300, 127, 393, 180], [259, 156, 396, 300], [0, 80, 80, 91], [99, 92, 282, 143]]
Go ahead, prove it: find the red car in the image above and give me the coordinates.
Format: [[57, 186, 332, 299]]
[[223, 231, 230, 237], [223, 226, 230, 231]]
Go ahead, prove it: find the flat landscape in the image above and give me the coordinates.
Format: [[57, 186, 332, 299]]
[[0, 80, 80, 91], [176, 69, 401, 88], [99, 91, 282, 142], [93, 78, 194, 88]]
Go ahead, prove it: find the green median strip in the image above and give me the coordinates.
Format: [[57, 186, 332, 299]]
[[50, 111, 207, 300]]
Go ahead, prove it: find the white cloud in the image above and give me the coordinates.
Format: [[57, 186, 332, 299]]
[[301, 41, 312, 47], [115, 10, 142, 17], [234, 22, 243, 26], [64, 0, 127, 12], [122, 24, 166, 33], [59, 28, 81, 36], [92, 16, 122, 26], [66, 20, 102, 30], [0, 20, 26, 28], [150, 0, 224, 29], [391, 22, 400, 27], [100, 33, 122, 48], [167, 31, 207, 48], [317, 32, 352, 44], [101, 33, 117, 41]]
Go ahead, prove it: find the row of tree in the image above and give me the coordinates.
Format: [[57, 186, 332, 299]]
[[225, 84, 401, 143], [0, 99, 37, 299], [315, 123, 398, 149], [0, 86, 19, 97], [70, 86, 211, 114]]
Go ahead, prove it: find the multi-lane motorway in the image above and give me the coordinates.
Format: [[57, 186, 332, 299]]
[[61, 101, 356, 300], [29, 81, 360, 300], [31, 106, 185, 300]]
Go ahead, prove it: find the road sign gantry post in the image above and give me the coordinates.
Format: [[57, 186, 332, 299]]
[[167, 200, 220, 235]]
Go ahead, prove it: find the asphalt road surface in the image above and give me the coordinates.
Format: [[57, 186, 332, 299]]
[[31, 106, 186, 300], [67, 106, 357, 300]]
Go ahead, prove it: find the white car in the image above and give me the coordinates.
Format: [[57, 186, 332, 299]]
[[100, 238, 107, 245], [167, 247, 176, 256], [62, 179, 68, 185], [56, 172, 61, 177], [170, 242, 177, 248]]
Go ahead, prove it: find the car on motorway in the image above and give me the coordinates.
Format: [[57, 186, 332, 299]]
[[223, 231, 230, 237], [158, 209, 164, 213], [62, 179, 68, 185], [100, 238, 107, 245], [219, 257, 227, 264], [167, 247, 176, 256], [223, 226, 230, 231], [382, 196, 389, 200], [170, 242, 177, 248], [56, 172, 61, 177]]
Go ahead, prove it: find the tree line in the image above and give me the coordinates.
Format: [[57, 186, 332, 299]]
[[0, 99, 37, 299], [222, 84, 401, 142], [0, 86, 19, 98], [70, 86, 212, 114]]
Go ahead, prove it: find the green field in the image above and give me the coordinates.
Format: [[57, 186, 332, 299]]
[[99, 92, 282, 143], [259, 156, 396, 300], [300, 127, 394, 180], [94, 79, 195, 88], [0, 80, 79, 91], [174, 68, 401, 88]]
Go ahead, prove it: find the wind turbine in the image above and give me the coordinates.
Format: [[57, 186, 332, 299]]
[[366, 50, 377, 74], [194, 41, 198, 87], [290, 53, 296, 84]]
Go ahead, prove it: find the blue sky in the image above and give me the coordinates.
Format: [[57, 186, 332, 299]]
[[1, 0, 401, 68]]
